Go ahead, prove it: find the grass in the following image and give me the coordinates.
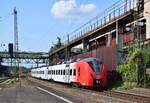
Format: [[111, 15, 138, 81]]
[[108, 80, 138, 92]]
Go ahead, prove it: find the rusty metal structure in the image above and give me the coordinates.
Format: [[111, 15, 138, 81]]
[[49, 0, 150, 72], [0, 51, 49, 66]]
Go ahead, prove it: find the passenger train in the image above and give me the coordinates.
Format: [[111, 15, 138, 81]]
[[31, 57, 107, 89]]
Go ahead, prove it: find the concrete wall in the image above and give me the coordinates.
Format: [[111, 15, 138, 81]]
[[144, 0, 150, 39]]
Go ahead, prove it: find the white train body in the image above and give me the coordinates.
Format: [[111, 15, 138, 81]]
[[31, 63, 77, 84]]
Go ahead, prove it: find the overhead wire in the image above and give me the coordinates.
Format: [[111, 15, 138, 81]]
[[0, 13, 12, 22]]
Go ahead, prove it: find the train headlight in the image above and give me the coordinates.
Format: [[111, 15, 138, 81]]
[[96, 80, 100, 84]]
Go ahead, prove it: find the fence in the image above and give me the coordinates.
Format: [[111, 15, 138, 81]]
[[61, 0, 135, 46]]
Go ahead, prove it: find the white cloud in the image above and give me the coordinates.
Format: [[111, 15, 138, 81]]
[[80, 4, 96, 14], [51, 0, 97, 19]]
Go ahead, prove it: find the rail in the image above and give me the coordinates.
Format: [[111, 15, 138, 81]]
[[61, 0, 135, 46]]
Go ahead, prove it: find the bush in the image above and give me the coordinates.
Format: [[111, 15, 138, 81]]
[[117, 47, 150, 86]]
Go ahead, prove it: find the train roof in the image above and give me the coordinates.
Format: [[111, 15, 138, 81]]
[[83, 57, 102, 63]]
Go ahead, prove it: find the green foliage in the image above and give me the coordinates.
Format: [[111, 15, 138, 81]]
[[117, 63, 136, 82], [14, 68, 19, 77], [111, 82, 137, 91], [117, 47, 150, 86]]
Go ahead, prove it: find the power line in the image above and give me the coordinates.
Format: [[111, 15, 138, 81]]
[[0, 13, 12, 22]]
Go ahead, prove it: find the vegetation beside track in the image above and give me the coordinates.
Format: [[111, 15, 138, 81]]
[[115, 47, 150, 90]]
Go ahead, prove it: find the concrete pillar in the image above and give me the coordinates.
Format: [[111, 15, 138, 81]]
[[65, 47, 71, 58], [144, 0, 150, 39], [82, 39, 89, 53], [107, 32, 111, 47], [146, 17, 150, 39], [116, 21, 124, 64]]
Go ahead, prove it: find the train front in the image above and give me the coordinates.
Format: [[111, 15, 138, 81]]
[[83, 58, 107, 88]]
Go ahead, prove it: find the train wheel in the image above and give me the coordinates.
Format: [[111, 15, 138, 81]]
[[71, 82, 79, 88]]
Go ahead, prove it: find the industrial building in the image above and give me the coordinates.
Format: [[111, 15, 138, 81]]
[[49, 0, 150, 73]]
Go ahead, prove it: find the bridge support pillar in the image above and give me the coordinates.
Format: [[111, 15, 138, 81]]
[[116, 21, 124, 64], [65, 47, 71, 58], [107, 32, 111, 47], [82, 39, 89, 53]]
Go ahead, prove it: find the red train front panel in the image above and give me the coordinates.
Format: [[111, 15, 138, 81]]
[[74, 58, 107, 88]]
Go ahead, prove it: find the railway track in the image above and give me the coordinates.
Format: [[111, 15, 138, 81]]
[[29, 78, 150, 103], [0, 78, 8, 83], [70, 86, 150, 103], [101, 91, 150, 103]]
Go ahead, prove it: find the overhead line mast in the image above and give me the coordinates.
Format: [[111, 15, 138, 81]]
[[13, 7, 20, 80], [14, 7, 19, 55]]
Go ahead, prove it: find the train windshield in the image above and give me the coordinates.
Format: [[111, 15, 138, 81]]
[[85, 58, 102, 74]]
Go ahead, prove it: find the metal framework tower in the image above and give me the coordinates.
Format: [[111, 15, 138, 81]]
[[13, 7, 20, 77], [14, 7, 19, 54]]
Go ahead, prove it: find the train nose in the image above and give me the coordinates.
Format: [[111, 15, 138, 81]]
[[96, 75, 100, 78], [93, 79, 101, 85]]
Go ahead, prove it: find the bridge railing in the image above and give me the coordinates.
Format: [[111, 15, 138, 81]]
[[61, 0, 135, 46]]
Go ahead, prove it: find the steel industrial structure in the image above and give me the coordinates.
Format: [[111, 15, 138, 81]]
[[0, 8, 49, 67], [49, 0, 150, 70], [0, 51, 49, 65]]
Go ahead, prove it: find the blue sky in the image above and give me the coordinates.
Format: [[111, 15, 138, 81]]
[[0, 0, 118, 52]]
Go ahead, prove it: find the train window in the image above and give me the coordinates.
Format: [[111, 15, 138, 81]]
[[48, 70, 50, 74], [61, 70, 62, 75], [63, 70, 65, 75], [59, 70, 60, 75], [70, 69, 72, 75], [87, 59, 102, 74], [78, 68, 80, 76], [73, 69, 76, 76], [56, 70, 58, 75]]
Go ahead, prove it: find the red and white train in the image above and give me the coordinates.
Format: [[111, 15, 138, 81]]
[[31, 57, 107, 89]]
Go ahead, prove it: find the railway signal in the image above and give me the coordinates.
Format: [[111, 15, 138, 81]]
[[8, 43, 13, 58]]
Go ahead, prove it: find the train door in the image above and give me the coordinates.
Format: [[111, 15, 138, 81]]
[[77, 66, 80, 83], [64, 64, 70, 83], [45, 67, 48, 79], [48, 66, 52, 80]]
